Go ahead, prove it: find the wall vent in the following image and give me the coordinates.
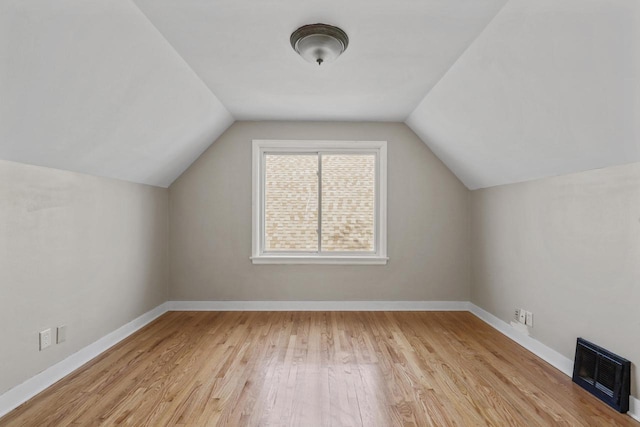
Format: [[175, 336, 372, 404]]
[[572, 338, 631, 413]]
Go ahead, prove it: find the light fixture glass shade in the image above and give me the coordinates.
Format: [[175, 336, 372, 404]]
[[290, 24, 349, 66]]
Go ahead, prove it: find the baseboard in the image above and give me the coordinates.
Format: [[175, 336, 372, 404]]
[[468, 303, 573, 376], [168, 300, 469, 311], [0, 299, 466, 418], [2, 300, 637, 422], [468, 303, 639, 422], [0, 302, 169, 419], [629, 396, 640, 422]]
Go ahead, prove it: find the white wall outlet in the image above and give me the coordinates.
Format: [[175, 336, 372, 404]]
[[525, 311, 533, 327], [57, 325, 67, 344], [39, 328, 51, 350], [514, 308, 520, 322], [518, 309, 526, 324]]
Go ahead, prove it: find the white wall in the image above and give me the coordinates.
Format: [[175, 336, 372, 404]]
[[169, 121, 470, 301], [0, 160, 168, 394], [471, 162, 640, 397]]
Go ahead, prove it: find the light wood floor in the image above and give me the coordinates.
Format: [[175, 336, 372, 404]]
[[1, 311, 637, 426]]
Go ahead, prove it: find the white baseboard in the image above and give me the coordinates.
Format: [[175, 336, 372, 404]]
[[468, 303, 639, 422], [0, 299, 466, 418], [629, 396, 640, 422], [468, 303, 574, 376], [0, 302, 169, 419], [167, 300, 470, 311], [2, 300, 637, 422]]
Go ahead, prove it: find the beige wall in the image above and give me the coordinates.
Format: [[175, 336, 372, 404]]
[[0, 160, 168, 395], [169, 121, 470, 301], [471, 162, 640, 397], [3, 121, 637, 403]]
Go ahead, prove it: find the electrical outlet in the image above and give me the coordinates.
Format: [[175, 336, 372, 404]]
[[39, 329, 51, 350], [514, 308, 520, 322], [518, 309, 526, 324], [525, 311, 533, 327], [57, 325, 67, 344]]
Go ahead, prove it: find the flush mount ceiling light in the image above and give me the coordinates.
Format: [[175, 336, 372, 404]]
[[290, 23, 349, 66]]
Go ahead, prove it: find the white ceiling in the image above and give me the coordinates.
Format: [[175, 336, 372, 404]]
[[0, 0, 232, 187], [407, 0, 640, 189], [131, 0, 507, 122], [1, 0, 638, 189]]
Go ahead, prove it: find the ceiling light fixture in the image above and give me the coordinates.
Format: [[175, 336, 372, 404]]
[[290, 23, 349, 66]]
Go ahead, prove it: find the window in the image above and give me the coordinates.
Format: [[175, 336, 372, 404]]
[[252, 140, 387, 264]]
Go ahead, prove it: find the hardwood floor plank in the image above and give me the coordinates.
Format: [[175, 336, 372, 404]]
[[1, 311, 637, 426]]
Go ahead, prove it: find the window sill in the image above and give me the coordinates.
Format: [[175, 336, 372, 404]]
[[250, 255, 389, 265]]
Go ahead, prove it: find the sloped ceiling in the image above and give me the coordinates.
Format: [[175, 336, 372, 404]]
[[407, 0, 640, 189], [1, 0, 638, 189], [131, 0, 506, 122], [0, 0, 232, 188]]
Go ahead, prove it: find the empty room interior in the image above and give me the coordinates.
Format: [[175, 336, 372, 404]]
[[1, 0, 639, 425]]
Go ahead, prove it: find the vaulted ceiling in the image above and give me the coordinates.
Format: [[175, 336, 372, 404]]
[[408, 0, 640, 189], [1, 0, 638, 188]]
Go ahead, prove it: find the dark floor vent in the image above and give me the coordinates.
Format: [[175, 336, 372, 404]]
[[572, 338, 630, 413]]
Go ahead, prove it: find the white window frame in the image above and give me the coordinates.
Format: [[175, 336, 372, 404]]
[[251, 139, 388, 265]]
